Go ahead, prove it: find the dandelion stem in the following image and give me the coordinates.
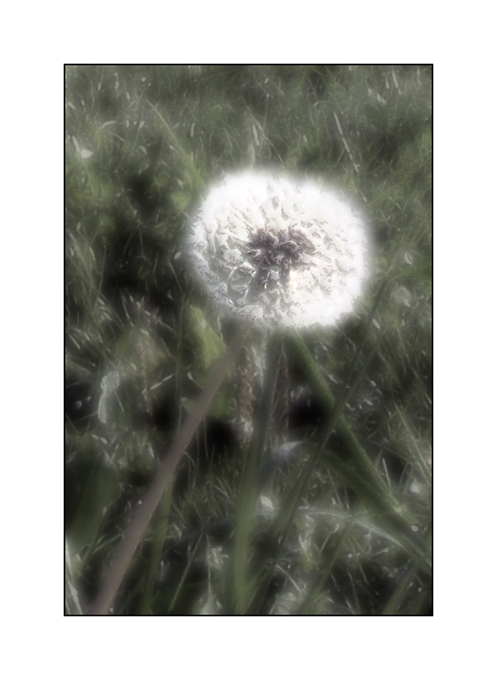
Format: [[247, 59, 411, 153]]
[[229, 333, 282, 614]]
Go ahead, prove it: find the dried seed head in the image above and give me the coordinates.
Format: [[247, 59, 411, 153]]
[[185, 171, 371, 329]]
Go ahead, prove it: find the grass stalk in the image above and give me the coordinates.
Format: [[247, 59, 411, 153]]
[[150, 103, 205, 192]]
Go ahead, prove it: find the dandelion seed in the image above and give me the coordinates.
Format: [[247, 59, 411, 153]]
[[186, 170, 371, 329]]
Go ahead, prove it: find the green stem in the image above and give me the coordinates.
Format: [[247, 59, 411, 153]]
[[229, 333, 281, 614]]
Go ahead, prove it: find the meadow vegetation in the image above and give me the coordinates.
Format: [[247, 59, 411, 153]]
[[65, 64, 432, 615]]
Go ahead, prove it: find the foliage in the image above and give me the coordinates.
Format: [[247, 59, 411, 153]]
[[65, 64, 432, 615]]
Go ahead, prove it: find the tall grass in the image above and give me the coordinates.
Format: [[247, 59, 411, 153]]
[[65, 64, 432, 615]]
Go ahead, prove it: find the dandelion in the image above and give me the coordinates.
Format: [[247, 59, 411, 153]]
[[186, 170, 371, 329], [91, 171, 372, 615]]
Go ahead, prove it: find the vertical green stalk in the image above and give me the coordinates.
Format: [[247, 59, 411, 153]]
[[228, 333, 282, 614]]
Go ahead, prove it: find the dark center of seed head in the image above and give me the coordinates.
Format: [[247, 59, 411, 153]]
[[245, 228, 313, 297]]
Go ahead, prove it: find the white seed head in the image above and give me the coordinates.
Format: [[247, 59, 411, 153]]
[[186, 170, 371, 330]]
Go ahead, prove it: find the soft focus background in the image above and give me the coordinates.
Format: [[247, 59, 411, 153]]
[[65, 65, 432, 615]]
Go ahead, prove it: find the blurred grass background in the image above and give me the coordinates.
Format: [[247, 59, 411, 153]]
[[65, 64, 432, 615]]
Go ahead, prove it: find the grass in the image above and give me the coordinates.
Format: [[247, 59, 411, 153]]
[[65, 64, 432, 615]]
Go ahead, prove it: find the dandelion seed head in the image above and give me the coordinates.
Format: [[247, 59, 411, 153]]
[[186, 170, 371, 329]]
